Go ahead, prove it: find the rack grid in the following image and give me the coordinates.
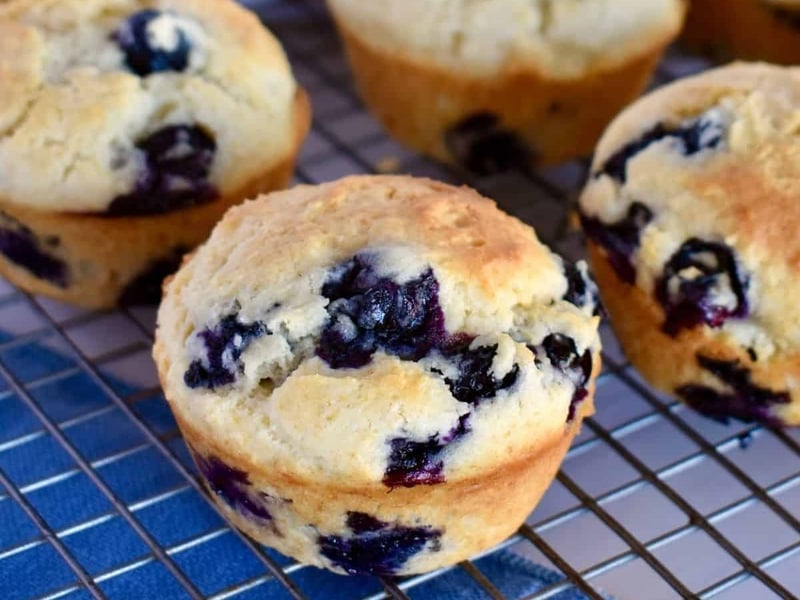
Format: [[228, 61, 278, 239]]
[[1, 1, 799, 599]]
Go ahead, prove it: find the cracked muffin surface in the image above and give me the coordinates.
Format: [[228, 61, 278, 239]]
[[0, 0, 309, 307], [580, 62, 800, 426], [154, 175, 602, 575], [0, 0, 298, 213]]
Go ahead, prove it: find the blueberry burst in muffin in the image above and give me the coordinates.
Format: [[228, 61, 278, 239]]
[[155, 176, 602, 576], [0, 0, 309, 308], [580, 63, 800, 427]]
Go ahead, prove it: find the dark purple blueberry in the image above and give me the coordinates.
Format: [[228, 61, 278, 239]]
[[580, 202, 653, 284], [442, 344, 520, 405], [677, 354, 789, 426], [118, 247, 186, 306], [318, 511, 442, 575], [655, 239, 748, 336], [531, 334, 593, 422], [596, 113, 725, 183], [384, 435, 445, 488], [562, 261, 602, 316], [0, 213, 68, 288], [184, 315, 267, 389], [570, 387, 590, 422], [444, 113, 532, 176], [114, 9, 193, 76], [383, 344, 515, 485], [194, 454, 272, 522], [382, 414, 470, 489], [345, 512, 386, 535], [108, 125, 218, 216], [317, 255, 449, 369]]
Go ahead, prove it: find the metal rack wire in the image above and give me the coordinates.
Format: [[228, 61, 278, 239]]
[[0, 1, 798, 599]]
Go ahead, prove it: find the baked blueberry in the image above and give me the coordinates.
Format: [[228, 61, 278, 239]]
[[108, 125, 218, 216], [318, 255, 448, 369], [0, 213, 68, 288], [383, 415, 470, 488], [114, 10, 194, 76], [382, 342, 519, 488], [596, 111, 725, 183], [442, 343, 520, 405], [184, 314, 267, 390], [118, 247, 186, 306], [444, 113, 532, 176], [580, 202, 653, 284], [656, 239, 748, 336], [318, 511, 442, 575], [677, 354, 790, 425], [563, 261, 602, 316], [194, 453, 273, 523], [345, 512, 386, 535], [531, 334, 593, 421], [384, 435, 446, 488]]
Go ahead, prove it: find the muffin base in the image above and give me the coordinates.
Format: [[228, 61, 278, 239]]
[[332, 19, 672, 168], [174, 389, 594, 576], [588, 243, 800, 426], [0, 89, 310, 310], [682, 0, 800, 64]]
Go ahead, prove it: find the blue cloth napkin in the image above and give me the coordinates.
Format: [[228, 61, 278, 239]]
[[433, 550, 600, 600], [290, 550, 604, 600], [401, 551, 600, 600]]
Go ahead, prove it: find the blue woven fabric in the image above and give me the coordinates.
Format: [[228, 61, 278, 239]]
[[286, 550, 600, 600], [420, 551, 600, 600], [288, 550, 602, 600]]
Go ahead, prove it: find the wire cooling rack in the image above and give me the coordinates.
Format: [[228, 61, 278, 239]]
[[1, 1, 799, 599]]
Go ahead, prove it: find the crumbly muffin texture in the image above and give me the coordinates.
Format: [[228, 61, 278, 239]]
[[0, 0, 297, 213], [327, 0, 685, 80], [156, 176, 601, 574], [580, 62, 800, 425]]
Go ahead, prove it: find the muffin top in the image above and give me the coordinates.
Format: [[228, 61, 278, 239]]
[[580, 62, 800, 360], [327, 0, 685, 79], [155, 176, 601, 490], [0, 0, 298, 214]]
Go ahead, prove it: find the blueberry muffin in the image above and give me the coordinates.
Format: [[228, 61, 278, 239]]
[[326, 0, 686, 173], [580, 63, 800, 427], [0, 0, 309, 308], [154, 175, 602, 575], [683, 0, 800, 64]]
